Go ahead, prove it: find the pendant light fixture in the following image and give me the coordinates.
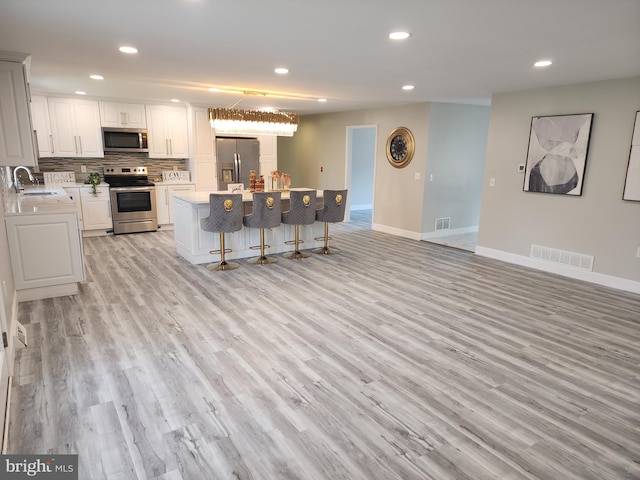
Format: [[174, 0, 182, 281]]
[[208, 107, 299, 136]]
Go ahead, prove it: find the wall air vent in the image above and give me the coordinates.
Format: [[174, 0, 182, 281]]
[[530, 244, 594, 271], [435, 217, 451, 231]]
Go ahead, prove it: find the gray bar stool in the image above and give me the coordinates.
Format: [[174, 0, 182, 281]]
[[200, 193, 243, 271], [281, 190, 317, 259], [243, 191, 282, 265], [313, 189, 348, 255]]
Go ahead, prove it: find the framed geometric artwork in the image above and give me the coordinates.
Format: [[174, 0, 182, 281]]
[[523, 113, 594, 196], [622, 110, 640, 202]]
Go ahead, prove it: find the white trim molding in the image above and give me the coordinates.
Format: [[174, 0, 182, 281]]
[[372, 223, 422, 241], [475, 246, 640, 294], [421, 225, 478, 241]]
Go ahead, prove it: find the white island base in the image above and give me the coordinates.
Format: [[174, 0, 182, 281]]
[[172, 190, 326, 265]]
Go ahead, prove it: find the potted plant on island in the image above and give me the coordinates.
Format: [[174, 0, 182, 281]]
[[84, 172, 102, 196]]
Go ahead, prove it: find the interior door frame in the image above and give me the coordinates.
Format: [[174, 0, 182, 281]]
[[345, 124, 377, 223]]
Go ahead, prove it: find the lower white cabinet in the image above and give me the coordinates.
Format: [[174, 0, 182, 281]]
[[156, 184, 195, 224], [64, 186, 84, 229], [79, 185, 112, 231], [5, 212, 85, 299]]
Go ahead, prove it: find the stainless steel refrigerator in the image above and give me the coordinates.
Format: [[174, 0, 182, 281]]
[[217, 137, 260, 190]]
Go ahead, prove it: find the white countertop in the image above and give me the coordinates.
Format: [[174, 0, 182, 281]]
[[172, 188, 323, 204], [4, 188, 79, 216]]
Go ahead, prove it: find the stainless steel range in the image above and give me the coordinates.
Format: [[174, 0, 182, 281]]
[[104, 165, 158, 234]]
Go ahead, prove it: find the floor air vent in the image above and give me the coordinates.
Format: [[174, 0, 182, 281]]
[[530, 244, 594, 271], [435, 217, 451, 231]]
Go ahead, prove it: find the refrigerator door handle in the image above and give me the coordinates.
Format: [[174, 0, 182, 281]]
[[237, 153, 242, 184], [233, 153, 238, 182]]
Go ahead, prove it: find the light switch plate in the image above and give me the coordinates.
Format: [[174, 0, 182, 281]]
[[518, 164, 526, 172]]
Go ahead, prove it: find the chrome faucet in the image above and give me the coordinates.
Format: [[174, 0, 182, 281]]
[[13, 166, 35, 193]]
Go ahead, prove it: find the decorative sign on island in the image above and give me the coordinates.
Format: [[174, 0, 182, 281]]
[[162, 171, 190, 183]]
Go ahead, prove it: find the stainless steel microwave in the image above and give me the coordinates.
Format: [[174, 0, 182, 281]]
[[102, 127, 149, 153]]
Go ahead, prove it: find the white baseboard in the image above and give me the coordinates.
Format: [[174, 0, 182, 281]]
[[475, 246, 640, 294], [372, 223, 422, 241], [421, 225, 479, 240], [350, 203, 372, 211]]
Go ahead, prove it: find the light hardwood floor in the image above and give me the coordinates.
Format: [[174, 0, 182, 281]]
[[8, 214, 640, 479]]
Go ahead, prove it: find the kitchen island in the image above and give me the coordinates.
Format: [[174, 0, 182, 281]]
[[4, 188, 85, 301], [172, 189, 325, 265]]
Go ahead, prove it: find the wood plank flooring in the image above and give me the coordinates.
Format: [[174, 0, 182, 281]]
[[8, 212, 640, 479]]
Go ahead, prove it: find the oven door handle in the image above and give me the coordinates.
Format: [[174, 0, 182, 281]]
[[109, 186, 156, 192]]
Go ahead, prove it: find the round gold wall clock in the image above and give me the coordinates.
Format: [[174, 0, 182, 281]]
[[386, 126, 415, 168]]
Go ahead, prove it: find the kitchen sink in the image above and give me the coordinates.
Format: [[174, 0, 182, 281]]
[[22, 191, 56, 196]]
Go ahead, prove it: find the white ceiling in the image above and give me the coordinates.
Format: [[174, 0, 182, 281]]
[[1, 0, 639, 115]]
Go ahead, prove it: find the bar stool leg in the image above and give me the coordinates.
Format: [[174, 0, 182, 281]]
[[207, 232, 239, 271], [313, 222, 340, 255], [284, 225, 311, 259], [248, 228, 278, 265]]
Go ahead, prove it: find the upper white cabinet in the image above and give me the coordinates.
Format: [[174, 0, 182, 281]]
[[191, 107, 215, 159], [99, 101, 146, 128], [190, 106, 217, 191], [257, 135, 277, 175], [146, 104, 188, 158], [0, 58, 37, 166], [48, 97, 103, 158], [30, 95, 54, 157]]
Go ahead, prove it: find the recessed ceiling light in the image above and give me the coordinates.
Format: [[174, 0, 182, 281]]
[[534, 60, 553, 67], [402, 85, 415, 91], [89, 74, 104, 80], [389, 31, 411, 40], [208, 87, 220, 92], [170, 99, 180, 103], [75, 91, 86, 95], [274, 67, 289, 74], [119, 46, 138, 54], [318, 98, 327, 103]]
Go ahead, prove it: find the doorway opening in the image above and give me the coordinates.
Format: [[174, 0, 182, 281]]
[[345, 125, 376, 228]]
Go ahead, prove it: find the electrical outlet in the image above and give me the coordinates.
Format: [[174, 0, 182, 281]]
[[489, 177, 496, 187], [518, 164, 525, 172], [80, 165, 87, 173], [414, 172, 420, 180]]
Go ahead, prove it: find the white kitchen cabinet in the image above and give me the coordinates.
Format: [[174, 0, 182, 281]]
[[146, 104, 188, 158], [80, 185, 112, 231], [5, 212, 85, 297], [257, 135, 278, 176], [193, 159, 217, 191], [190, 106, 217, 190], [48, 97, 103, 158], [156, 183, 195, 224], [191, 106, 215, 159], [63, 186, 84, 229], [30, 95, 54, 157], [99, 101, 146, 128], [0, 58, 37, 167]]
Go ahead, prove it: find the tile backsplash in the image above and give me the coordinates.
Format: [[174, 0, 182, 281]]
[[37, 153, 188, 182]]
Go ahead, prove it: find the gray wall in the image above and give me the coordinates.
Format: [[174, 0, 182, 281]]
[[422, 103, 490, 232], [279, 103, 431, 236], [478, 76, 640, 283]]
